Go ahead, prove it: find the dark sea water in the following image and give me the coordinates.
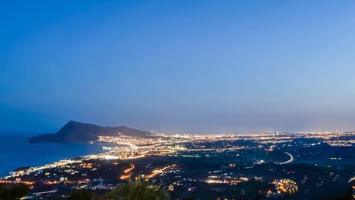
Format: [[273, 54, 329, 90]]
[[0, 135, 103, 176]]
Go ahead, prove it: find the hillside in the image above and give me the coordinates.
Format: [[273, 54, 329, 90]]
[[29, 121, 151, 143]]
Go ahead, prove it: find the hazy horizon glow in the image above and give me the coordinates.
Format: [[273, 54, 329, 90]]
[[1, 1, 355, 133]]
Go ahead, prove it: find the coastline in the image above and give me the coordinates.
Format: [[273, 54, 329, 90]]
[[0, 135, 103, 176]]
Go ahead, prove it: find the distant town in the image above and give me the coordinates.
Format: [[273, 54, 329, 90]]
[[1, 122, 354, 199]]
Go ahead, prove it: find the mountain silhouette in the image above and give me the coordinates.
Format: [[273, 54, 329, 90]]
[[29, 121, 151, 143]]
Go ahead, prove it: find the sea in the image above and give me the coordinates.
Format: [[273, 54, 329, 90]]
[[0, 134, 103, 176]]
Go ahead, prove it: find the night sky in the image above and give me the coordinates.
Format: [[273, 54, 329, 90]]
[[1, 1, 355, 134]]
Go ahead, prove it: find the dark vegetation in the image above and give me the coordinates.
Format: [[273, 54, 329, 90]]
[[0, 180, 169, 200], [0, 184, 29, 200], [68, 179, 169, 200], [1, 181, 353, 200]]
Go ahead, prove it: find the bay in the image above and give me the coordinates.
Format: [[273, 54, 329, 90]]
[[0, 134, 103, 176]]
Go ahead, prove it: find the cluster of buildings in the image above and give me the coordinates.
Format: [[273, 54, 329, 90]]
[[0, 131, 353, 199], [272, 179, 298, 194]]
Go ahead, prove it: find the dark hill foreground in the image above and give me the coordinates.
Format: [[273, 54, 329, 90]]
[[29, 121, 151, 143]]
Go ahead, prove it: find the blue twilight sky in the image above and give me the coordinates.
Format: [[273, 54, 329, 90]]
[[1, 0, 355, 134]]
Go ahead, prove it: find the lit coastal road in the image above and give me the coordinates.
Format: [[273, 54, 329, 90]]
[[275, 152, 294, 165]]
